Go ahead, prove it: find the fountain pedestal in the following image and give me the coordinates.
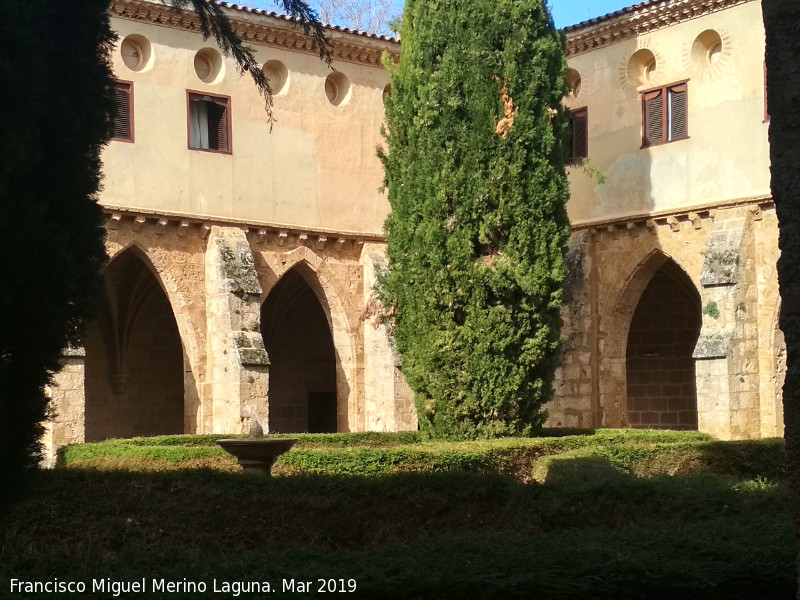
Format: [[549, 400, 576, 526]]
[[216, 438, 298, 476]]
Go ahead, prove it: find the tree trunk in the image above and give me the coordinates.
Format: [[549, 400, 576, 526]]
[[762, 0, 800, 595]]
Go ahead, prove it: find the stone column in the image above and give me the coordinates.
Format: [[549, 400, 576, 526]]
[[205, 226, 269, 434], [694, 209, 761, 439], [360, 243, 416, 431], [42, 347, 87, 466]]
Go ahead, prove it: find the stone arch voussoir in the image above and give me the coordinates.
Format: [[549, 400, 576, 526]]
[[104, 235, 204, 385]]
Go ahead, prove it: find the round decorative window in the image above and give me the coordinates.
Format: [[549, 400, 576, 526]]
[[692, 30, 724, 69], [627, 49, 657, 86], [566, 68, 582, 97], [325, 72, 351, 106], [262, 60, 289, 95], [120, 34, 152, 72], [194, 48, 224, 84]]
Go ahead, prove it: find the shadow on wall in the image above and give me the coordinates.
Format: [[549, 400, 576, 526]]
[[84, 248, 185, 441]]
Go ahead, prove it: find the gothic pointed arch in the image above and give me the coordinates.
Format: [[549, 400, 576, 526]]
[[253, 246, 360, 431], [104, 239, 204, 376], [624, 256, 701, 429], [597, 246, 702, 428], [84, 247, 185, 440], [261, 263, 340, 433]]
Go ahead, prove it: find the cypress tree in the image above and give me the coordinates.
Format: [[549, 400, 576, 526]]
[[379, 0, 570, 438], [0, 0, 112, 488]]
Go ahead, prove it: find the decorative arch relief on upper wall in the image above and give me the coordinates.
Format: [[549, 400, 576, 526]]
[[682, 28, 733, 82], [617, 38, 664, 98]]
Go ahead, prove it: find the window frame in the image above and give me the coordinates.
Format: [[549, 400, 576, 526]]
[[186, 90, 232, 154], [641, 80, 689, 148], [566, 107, 588, 165], [111, 80, 134, 143]]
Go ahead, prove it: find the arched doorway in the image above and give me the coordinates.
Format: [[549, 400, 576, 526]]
[[261, 267, 338, 433], [84, 249, 185, 441], [625, 258, 701, 430]]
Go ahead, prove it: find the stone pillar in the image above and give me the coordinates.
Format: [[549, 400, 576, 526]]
[[360, 243, 416, 431], [42, 347, 87, 466], [205, 226, 269, 434], [694, 209, 761, 439], [549, 231, 598, 429]]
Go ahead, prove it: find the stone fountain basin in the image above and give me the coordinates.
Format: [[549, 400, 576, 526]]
[[216, 438, 298, 476]]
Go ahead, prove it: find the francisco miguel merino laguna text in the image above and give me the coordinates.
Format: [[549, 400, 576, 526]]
[[10, 577, 358, 595]]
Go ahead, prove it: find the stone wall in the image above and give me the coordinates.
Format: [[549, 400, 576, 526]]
[[43, 198, 782, 459], [549, 199, 783, 440], [44, 212, 417, 458]]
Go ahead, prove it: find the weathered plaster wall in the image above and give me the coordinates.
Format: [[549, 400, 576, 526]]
[[563, 0, 770, 222], [103, 8, 393, 233]]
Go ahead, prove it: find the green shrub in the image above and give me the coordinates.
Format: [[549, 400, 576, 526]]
[[58, 431, 785, 484]]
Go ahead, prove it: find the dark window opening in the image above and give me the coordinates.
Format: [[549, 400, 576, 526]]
[[567, 108, 588, 164], [188, 92, 230, 153]]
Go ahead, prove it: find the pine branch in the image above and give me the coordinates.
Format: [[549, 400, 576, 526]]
[[165, 0, 331, 126]]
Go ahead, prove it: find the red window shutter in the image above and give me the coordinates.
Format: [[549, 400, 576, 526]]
[[205, 98, 229, 152], [567, 108, 588, 164], [113, 82, 132, 141], [187, 92, 230, 153], [573, 109, 588, 160], [668, 83, 687, 140], [643, 89, 663, 147], [216, 99, 229, 152]]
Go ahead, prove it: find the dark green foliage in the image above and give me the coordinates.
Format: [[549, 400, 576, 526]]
[[58, 430, 785, 484], [379, 0, 570, 438], [2, 434, 795, 599], [762, 0, 800, 587], [0, 0, 112, 491]]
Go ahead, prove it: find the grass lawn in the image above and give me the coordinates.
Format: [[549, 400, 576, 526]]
[[0, 430, 794, 599]]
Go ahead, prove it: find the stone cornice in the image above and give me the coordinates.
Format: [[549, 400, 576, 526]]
[[110, 0, 757, 65], [109, 0, 400, 66], [571, 195, 773, 234], [564, 0, 756, 57], [101, 205, 386, 247]]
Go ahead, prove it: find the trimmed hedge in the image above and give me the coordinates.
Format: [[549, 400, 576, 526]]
[[58, 430, 785, 483]]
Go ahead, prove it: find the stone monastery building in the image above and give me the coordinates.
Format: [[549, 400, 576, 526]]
[[44, 0, 783, 460]]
